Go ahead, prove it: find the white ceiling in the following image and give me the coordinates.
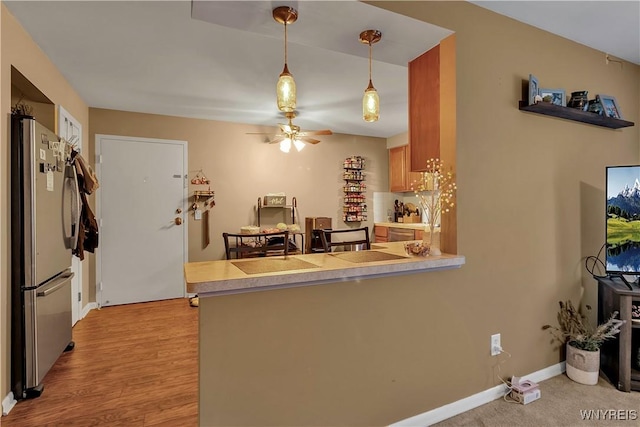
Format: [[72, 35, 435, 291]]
[[3, 1, 639, 140]]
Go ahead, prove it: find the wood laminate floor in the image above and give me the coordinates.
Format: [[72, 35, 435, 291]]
[[2, 298, 198, 426]]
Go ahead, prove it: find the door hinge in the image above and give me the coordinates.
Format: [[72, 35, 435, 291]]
[[96, 154, 103, 164], [78, 292, 81, 302], [98, 282, 103, 292]]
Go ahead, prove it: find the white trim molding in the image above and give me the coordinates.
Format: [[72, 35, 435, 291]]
[[2, 392, 17, 416], [390, 362, 566, 427], [81, 302, 99, 320]]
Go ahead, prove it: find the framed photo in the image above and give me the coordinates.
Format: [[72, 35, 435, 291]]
[[539, 88, 566, 107], [597, 95, 622, 119], [528, 74, 539, 105]]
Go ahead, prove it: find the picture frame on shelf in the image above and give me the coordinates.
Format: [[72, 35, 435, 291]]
[[597, 94, 622, 119], [539, 88, 566, 106], [528, 74, 539, 105]]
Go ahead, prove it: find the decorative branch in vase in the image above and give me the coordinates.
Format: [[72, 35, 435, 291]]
[[412, 158, 456, 255]]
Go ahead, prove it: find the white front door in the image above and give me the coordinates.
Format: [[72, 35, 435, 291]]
[[95, 135, 187, 306], [58, 106, 83, 325]]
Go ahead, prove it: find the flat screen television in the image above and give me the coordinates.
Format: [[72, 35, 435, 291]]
[[606, 165, 640, 276]]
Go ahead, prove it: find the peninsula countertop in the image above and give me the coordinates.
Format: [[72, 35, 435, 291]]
[[374, 222, 432, 230], [184, 241, 465, 296]]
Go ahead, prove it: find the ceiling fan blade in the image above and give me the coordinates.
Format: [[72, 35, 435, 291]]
[[269, 136, 286, 144], [299, 130, 333, 136], [280, 123, 293, 133], [299, 137, 321, 144], [246, 132, 274, 135]]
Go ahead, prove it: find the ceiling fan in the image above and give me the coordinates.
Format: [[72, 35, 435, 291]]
[[249, 112, 333, 152]]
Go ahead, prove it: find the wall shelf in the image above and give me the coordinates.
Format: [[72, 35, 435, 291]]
[[519, 101, 635, 129], [342, 156, 367, 223]]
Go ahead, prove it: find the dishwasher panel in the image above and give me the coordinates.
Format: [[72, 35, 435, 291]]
[[388, 227, 416, 242]]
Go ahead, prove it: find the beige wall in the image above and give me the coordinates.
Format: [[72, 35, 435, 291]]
[[196, 1, 640, 424], [378, 0, 639, 418], [1, 3, 89, 404], [89, 108, 388, 266]]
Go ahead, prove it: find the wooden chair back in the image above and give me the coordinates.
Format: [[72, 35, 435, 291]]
[[319, 227, 370, 253], [223, 230, 290, 259]]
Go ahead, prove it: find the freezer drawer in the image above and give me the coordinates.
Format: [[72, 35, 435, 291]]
[[25, 272, 73, 390]]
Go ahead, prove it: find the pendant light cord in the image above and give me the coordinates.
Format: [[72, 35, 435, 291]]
[[368, 42, 372, 83], [284, 22, 288, 66]]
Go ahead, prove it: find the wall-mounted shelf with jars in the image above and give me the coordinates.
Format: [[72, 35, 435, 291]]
[[342, 156, 367, 223]]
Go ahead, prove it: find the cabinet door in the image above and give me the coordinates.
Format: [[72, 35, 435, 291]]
[[374, 225, 388, 238], [389, 146, 408, 192], [405, 143, 423, 190], [409, 44, 440, 171]]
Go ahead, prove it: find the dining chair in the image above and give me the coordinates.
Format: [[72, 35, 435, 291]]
[[319, 226, 370, 253]]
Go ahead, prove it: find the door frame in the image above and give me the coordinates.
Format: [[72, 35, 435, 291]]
[[94, 134, 188, 307], [58, 106, 83, 325]]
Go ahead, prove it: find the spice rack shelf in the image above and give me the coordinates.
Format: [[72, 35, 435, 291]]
[[342, 156, 367, 223], [519, 101, 635, 129]]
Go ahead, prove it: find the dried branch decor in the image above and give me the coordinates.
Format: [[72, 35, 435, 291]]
[[543, 300, 624, 352], [412, 158, 456, 253]]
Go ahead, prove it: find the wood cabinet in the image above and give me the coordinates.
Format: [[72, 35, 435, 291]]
[[409, 44, 440, 171], [374, 225, 388, 243], [598, 277, 640, 392], [389, 145, 422, 193]]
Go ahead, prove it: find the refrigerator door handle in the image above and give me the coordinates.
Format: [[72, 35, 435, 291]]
[[36, 272, 74, 297], [65, 164, 81, 250]]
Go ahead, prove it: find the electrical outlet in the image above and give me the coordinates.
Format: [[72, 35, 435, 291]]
[[491, 333, 501, 356]]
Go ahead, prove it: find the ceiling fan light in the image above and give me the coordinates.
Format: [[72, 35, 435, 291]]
[[293, 139, 305, 152], [277, 66, 296, 112], [280, 138, 292, 153], [363, 84, 379, 122]]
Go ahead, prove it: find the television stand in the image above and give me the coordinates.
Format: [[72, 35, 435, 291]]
[[597, 277, 640, 392], [611, 274, 637, 291]]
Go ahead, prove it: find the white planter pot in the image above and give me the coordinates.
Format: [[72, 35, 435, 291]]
[[565, 343, 600, 385]]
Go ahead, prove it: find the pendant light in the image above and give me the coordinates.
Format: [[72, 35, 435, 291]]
[[359, 30, 382, 122], [273, 6, 298, 113]]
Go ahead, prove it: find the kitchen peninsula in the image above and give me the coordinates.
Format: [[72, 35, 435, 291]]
[[184, 242, 464, 426]]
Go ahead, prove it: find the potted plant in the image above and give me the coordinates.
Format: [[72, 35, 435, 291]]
[[543, 300, 625, 385]]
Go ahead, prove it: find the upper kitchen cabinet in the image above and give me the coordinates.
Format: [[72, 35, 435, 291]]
[[409, 45, 440, 171], [408, 35, 456, 174], [389, 145, 421, 192]]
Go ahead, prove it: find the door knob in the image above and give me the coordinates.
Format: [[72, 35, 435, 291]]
[[175, 217, 183, 225]]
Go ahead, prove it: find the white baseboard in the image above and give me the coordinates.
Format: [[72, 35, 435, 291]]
[[390, 362, 566, 427], [2, 392, 17, 416], [81, 302, 98, 319]]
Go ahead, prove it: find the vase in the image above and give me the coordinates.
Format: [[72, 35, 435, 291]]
[[423, 224, 441, 256], [565, 343, 600, 385]]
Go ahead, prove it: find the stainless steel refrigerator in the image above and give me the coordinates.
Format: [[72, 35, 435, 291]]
[[11, 115, 80, 399]]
